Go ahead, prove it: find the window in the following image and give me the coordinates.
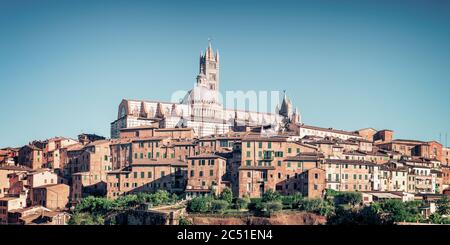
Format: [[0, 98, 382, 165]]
[[161, 171, 165, 177], [288, 148, 292, 153], [210, 159, 215, 165], [296, 148, 300, 153], [268, 142, 272, 149], [258, 151, 262, 157], [199, 171, 203, 177], [148, 172, 152, 178], [277, 161, 282, 166], [247, 142, 251, 148], [209, 170, 214, 176], [148, 152, 152, 158], [140, 153, 144, 159], [314, 173, 319, 179], [287, 162, 291, 168], [314, 184, 318, 190], [258, 142, 262, 148], [246, 160, 251, 166], [353, 174, 357, 180], [297, 162, 301, 168], [134, 153, 138, 159], [246, 151, 250, 157], [134, 172, 137, 178], [156, 152, 160, 158], [104, 155, 108, 161], [247, 172, 251, 178], [141, 172, 145, 178], [190, 170, 194, 177], [191, 160, 195, 166]]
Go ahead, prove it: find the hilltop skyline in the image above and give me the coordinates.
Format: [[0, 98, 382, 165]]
[[1, 0, 450, 147]]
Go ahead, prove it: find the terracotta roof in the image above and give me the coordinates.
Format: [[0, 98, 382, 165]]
[[0, 166, 32, 172], [119, 125, 157, 131], [131, 159, 187, 167], [187, 153, 226, 160], [325, 159, 377, 166], [33, 183, 69, 191], [300, 124, 361, 137]]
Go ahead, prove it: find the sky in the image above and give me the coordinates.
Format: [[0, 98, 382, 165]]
[[0, 0, 449, 148]]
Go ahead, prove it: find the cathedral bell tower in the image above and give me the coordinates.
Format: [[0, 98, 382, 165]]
[[197, 39, 220, 91]]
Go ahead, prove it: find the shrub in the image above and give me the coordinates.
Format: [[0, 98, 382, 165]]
[[334, 192, 362, 206], [281, 193, 303, 209], [264, 201, 283, 215], [299, 198, 334, 216], [187, 196, 212, 213], [211, 200, 230, 213], [247, 198, 264, 213], [178, 216, 192, 225], [235, 196, 250, 210], [261, 189, 282, 203]]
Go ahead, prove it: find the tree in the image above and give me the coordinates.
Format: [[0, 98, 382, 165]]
[[211, 200, 229, 213], [219, 188, 233, 204], [428, 213, 444, 224], [436, 196, 450, 216], [75, 196, 114, 214], [68, 212, 105, 225], [281, 193, 303, 209], [334, 192, 362, 207], [299, 198, 334, 216], [261, 189, 282, 203], [187, 196, 212, 213], [235, 196, 250, 210]]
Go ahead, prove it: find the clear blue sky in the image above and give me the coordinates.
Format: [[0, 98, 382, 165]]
[[1, 0, 449, 148]]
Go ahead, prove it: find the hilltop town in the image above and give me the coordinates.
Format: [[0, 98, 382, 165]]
[[1, 42, 449, 225]]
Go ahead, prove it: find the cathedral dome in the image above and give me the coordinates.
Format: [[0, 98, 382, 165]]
[[181, 85, 219, 105]]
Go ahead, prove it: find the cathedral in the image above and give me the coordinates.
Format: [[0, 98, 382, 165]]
[[110, 41, 301, 138]]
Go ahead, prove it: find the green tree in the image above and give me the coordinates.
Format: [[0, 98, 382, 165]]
[[219, 188, 233, 204], [211, 200, 229, 213], [235, 196, 250, 210], [187, 196, 212, 213], [436, 196, 450, 216], [334, 192, 362, 207], [68, 212, 105, 225], [75, 196, 114, 214], [281, 193, 303, 209], [261, 189, 282, 203]]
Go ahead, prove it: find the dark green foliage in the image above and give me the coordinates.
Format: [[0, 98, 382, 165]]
[[327, 205, 388, 225], [380, 199, 423, 223], [261, 189, 282, 203], [219, 188, 233, 204], [187, 196, 213, 213], [74, 196, 115, 214], [234, 196, 250, 210], [68, 212, 105, 225], [70, 190, 177, 225], [264, 201, 283, 215], [281, 193, 303, 209], [178, 216, 192, 225], [436, 196, 450, 216], [211, 200, 230, 213], [333, 192, 362, 206], [299, 198, 334, 216]]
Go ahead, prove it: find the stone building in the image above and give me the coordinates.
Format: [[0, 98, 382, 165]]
[[106, 159, 187, 199], [186, 154, 228, 196], [31, 184, 70, 210], [323, 159, 380, 192]]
